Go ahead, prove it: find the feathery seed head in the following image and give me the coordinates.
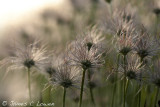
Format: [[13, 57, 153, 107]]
[[153, 8, 160, 15], [134, 27, 159, 60], [118, 55, 144, 80], [60, 79, 72, 88], [52, 63, 81, 89], [126, 70, 137, 80], [81, 60, 92, 70], [105, 0, 112, 3], [24, 59, 35, 68], [67, 39, 104, 70], [102, 5, 137, 37], [137, 49, 148, 60], [1, 41, 49, 71], [46, 67, 56, 76], [115, 27, 136, 55], [86, 70, 101, 88], [80, 26, 105, 52], [87, 81, 96, 89], [119, 47, 132, 56]]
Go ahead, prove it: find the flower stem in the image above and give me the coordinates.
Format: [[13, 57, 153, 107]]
[[63, 87, 66, 107], [154, 87, 159, 107], [138, 58, 143, 107], [111, 54, 120, 107], [111, 82, 116, 107], [49, 75, 52, 103], [138, 85, 141, 107], [48, 85, 51, 102], [123, 55, 126, 107], [27, 68, 31, 102], [89, 87, 95, 106], [88, 69, 95, 105], [125, 79, 129, 94], [79, 69, 86, 107]]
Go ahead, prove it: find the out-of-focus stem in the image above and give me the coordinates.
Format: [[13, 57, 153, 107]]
[[123, 55, 126, 107], [79, 69, 86, 107], [139, 57, 143, 107], [154, 87, 159, 107], [63, 87, 66, 107], [48, 85, 51, 102], [88, 69, 95, 106], [27, 68, 31, 102], [111, 54, 120, 107]]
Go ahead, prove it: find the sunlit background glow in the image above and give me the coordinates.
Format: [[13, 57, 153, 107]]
[[0, 0, 64, 29]]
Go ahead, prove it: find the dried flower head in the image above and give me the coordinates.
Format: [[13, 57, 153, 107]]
[[39, 52, 67, 77], [101, 5, 137, 37], [67, 39, 104, 70], [1, 41, 49, 71], [68, 88, 80, 103], [152, 0, 160, 15], [78, 26, 105, 52], [86, 70, 101, 89], [51, 63, 81, 89], [115, 25, 137, 56], [153, 8, 160, 15], [39, 55, 57, 76], [118, 55, 144, 81], [134, 27, 159, 60], [105, 0, 112, 3]]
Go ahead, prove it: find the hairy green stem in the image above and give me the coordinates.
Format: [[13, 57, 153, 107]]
[[88, 69, 95, 105], [125, 79, 129, 94], [79, 69, 86, 107], [111, 81, 116, 107], [49, 75, 52, 103], [138, 82, 141, 107], [123, 55, 126, 107], [138, 58, 143, 107], [111, 54, 120, 107], [48, 85, 52, 102], [89, 86, 95, 106], [27, 68, 31, 102], [63, 87, 66, 107], [154, 87, 159, 107]]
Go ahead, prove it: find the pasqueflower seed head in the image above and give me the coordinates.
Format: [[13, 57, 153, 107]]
[[67, 39, 104, 70], [51, 63, 81, 89]]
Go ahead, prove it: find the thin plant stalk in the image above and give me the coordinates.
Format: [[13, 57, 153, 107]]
[[79, 69, 86, 107], [111, 78, 117, 107], [89, 86, 95, 105], [48, 85, 52, 102], [123, 55, 126, 107], [49, 75, 52, 102], [63, 87, 66, 107], [88, 69, 95, 105], [39, 75, 44, 105], [154, 87, 159, 107], [125, 79, 129, 94], [111, 54, 120, 107], [138, 57, 143, 107], [27, 68, 31, 101], [138, 82, 141, 107]]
